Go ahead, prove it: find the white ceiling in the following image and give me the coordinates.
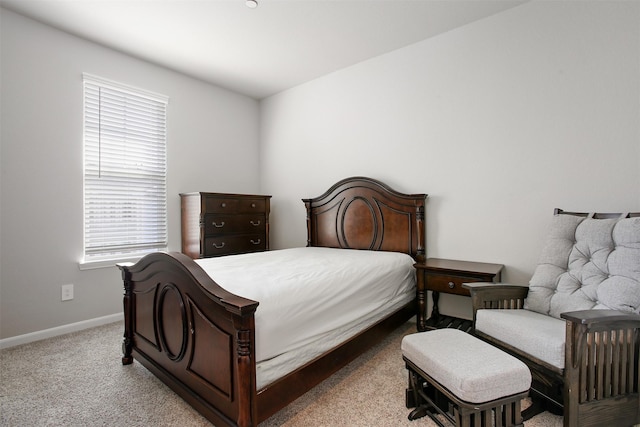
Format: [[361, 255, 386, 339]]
[[1, 0, 527, 99]]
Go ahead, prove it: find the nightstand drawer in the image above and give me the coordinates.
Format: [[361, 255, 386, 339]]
[[426, 274, 471, 296]]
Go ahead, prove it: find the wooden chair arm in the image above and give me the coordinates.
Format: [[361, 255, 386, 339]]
[[463, 282, 529, 309], [561, 309, 640, 332], [462, 282, 529, 325], [463, 281, 528, 293]]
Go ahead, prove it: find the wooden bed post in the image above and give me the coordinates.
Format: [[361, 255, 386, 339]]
[[304, 199, 312, 248], [236, 331, 254, 427], [118, 262, 134, 365], [416, 203, 426, 263], [234, 316, 257, 427]]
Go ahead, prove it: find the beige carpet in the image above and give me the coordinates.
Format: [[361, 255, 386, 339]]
[[1, 320, 562, 426]]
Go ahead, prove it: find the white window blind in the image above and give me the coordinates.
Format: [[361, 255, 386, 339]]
[[83, 74, 168, 264]]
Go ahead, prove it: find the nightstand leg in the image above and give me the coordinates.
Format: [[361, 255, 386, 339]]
[[430, 291, 440, 325], [416, 270, 427, 331]]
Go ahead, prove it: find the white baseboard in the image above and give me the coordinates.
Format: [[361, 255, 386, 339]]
[[0, 312, 124, 349]]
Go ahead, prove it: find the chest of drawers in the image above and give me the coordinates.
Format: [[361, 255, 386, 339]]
[[180, 192, 271, 259]]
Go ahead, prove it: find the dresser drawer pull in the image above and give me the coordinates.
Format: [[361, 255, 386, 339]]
[[250, 220, 261, 226], [251, 203, 256, 208], [250, 239, 261, 245], [212, 221, 225, 228], [212, 242, 226, 249], [220, 203, 227, 208], [448, 281, 455, 289]]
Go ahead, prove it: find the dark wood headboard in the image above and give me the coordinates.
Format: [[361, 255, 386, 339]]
[[303, 176, 427, 262]]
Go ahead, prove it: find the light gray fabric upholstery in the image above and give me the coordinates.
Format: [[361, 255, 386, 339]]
[[524, 214, 640, 319], [476, 309, 566, 369], [402, 329, 531, 403]]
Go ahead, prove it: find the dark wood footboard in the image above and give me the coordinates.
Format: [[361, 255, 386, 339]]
[[119, 252, 259, 427]]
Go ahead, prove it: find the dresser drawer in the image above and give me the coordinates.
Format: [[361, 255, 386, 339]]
[[203, 235, 267, 257], [426, 274, 471, 296], [204, 197, 267, 214], [203, 214, 266, 235]]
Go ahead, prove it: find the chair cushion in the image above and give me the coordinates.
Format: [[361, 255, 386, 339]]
[[402, 329, 531, 403], [524, 214, 640, 319], [476, 309, 566, 369]]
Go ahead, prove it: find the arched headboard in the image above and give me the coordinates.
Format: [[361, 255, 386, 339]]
[[303, 177, 427, 262]]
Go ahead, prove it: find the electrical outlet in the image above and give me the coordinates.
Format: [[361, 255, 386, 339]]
[[61, 284, 74, 301]]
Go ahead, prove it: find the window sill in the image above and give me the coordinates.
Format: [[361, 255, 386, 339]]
[[78, 256, 142, 271], [79, 248, 168, 270], [79, 251, 170, 270]]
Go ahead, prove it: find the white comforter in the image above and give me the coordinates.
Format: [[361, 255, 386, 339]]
[[195, 246, 416, 388]]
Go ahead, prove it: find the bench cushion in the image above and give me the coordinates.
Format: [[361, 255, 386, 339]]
[[402, 329, 531, 404], [524, 214, 640, 319], [476, 309, 566, 369]]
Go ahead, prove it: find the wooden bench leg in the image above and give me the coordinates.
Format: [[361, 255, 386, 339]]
[[405, 361, 527, 427], [405, 366, 444, 423], [406, 369, 430, 420], [406, 370, 417, 408]]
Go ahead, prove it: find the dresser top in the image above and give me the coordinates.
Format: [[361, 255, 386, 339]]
[[180, 192, 271, 198]]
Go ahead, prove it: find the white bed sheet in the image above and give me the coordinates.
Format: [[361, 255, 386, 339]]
[[195, 247, 416, 389]]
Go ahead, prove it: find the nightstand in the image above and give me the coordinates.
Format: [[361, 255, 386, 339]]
[[415, 258, 503, 332]]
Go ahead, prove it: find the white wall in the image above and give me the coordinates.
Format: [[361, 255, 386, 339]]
[[259, 1, 640, 319], [0, 9, 260, 339], [2, 1, 639, 340]]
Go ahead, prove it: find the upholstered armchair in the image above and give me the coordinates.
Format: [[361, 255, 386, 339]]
[[464, 209, 640, 427]]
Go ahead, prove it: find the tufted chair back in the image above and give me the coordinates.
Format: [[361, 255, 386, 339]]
[[523, 212, 640, 319]]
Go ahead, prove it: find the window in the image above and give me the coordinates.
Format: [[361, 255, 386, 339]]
[[82, 74, 168, 267]]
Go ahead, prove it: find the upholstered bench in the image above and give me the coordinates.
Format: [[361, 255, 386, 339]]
[[402, 329, 531, 427]]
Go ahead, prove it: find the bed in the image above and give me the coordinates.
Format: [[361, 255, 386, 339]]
[[118, 176, 427, 426]]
